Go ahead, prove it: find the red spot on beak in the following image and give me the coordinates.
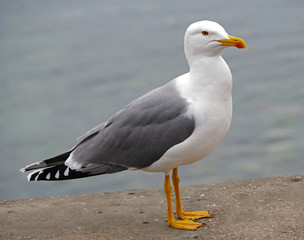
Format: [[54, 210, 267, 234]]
[[236, 42, 244, 49]]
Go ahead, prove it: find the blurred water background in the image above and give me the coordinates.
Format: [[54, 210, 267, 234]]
[[0, 0, 303, 200]]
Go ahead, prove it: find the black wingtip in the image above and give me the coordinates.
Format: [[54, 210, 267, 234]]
[[26, 163, 128, 181], [27, 165, 88, 181]]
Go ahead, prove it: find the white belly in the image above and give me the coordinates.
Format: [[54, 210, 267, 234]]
[[143, 68, 233, 173], [144, 91, 232, 173], [144, 104, 231, 173]]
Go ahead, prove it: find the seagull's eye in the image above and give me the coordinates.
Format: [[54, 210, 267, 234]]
[[202, 31, 209, 36]]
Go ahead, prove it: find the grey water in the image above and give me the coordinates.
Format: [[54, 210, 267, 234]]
[[0, 0, 303, 200]]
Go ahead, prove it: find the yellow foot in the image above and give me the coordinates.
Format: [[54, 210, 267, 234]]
[[176, 210, 213, 220], [168, 219, 204, 230]]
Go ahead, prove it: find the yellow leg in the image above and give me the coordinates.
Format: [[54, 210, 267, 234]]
[[164, 175, 203, 230], [172, 168, 212, 220]]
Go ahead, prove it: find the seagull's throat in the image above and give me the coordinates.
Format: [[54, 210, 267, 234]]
[[187, 56, 232, 96], [188, 56, 228, 78]]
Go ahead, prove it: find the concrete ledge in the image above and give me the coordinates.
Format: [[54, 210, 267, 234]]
[[1, 175, 304, 239]]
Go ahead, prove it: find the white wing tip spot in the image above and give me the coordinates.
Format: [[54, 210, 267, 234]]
[[46, 172, 51, 180], [64, 167, 70, 177], [55, 170, 60, 179]]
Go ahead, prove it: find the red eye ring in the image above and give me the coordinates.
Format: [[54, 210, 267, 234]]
[[202, 31, 209, 36]]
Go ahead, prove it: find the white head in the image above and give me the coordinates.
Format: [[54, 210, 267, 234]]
[[184, 20, 246, 63]]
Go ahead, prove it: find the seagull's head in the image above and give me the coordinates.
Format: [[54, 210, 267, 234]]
[[184, 20, 247, 61]]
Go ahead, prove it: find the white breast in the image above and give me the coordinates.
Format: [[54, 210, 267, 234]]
[[144, 57, 233, 173]]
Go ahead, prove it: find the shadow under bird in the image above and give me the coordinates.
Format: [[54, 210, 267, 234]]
[[21, 20, 247, 230]]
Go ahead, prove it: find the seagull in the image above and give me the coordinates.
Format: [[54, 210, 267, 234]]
[[20, 20, 246, 230]]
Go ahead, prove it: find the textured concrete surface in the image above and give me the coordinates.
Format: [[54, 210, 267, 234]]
[[1, 175, 304, 239]]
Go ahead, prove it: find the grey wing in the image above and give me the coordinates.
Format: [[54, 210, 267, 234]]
[[76, 122, 106, 143], [68, 80, 195, 170]]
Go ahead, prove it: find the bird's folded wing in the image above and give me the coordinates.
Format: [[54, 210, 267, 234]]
[[66, 80, 195, 170]]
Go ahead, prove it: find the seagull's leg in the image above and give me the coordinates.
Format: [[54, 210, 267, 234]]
[[172, 168, 212, 220], [164, 174, 203, 230]]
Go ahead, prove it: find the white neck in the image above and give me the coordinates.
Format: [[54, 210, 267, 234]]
[[181, 56, 233, 100]]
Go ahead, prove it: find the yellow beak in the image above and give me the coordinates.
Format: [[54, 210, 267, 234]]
[[217, 35, 247, 49]]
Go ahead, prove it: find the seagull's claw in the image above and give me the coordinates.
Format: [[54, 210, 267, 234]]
[[168, 219, 204, 230], [176, 210, 213, 220]]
